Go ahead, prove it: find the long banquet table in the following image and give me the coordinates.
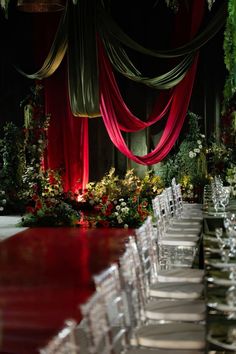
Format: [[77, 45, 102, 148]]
[[203, 196, 236, 352], [0, 226, 133, 354]]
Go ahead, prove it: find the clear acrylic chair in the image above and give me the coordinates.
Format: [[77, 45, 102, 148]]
[[80, 291, 111, 354], [158, 190, 202, 234], [81, 264, 204, 354], [39, 319, 79, 354], [119, 237, 206, 325], [171, 178, 203, 219], [93, 261, 205, 352], [135, 220, 204, 291], [145, 208, 199, 269]]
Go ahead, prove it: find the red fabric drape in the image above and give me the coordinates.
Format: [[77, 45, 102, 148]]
[[98, 40, 173, 133], [44, 62, 89, 192], [99, 0, 205, 165], [99, 48, 198, 165]]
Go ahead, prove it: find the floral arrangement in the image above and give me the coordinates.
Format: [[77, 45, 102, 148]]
[[21, 195, 80, 227], [80, 168, 164, 228], [20, 169, 81, 227], [205, 137, 234, 178]]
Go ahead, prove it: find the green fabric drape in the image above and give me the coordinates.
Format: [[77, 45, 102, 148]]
[[16, 2, 68, 79], [98, 1, 227, 58], [101, 38, 195, 89], [67, 0, 100, 117]]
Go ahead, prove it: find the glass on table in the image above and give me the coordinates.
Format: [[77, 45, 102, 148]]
[[215, 227, 231, 262], [226, 286, 236, 319]]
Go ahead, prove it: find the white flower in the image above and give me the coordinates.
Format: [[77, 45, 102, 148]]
[[114, 212, 119, 216], [194, 148, 200, 153], [116, 205, 121, 210], [189, 151, 195, 158], [119, 198, 124, 202], [200, 134, 205, 138], [117, 217, 123, 224], [124, 224, 129, 229], [197, 140, 201, 145], [198, 144, 202, 149], [121, 207, 129, 214], [0, 207, 3, 211], [121, 202, 126, 206]]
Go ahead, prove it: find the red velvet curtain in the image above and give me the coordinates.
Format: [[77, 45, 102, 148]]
[[44, 61, 89, 192], [98, 0, 205, 165]]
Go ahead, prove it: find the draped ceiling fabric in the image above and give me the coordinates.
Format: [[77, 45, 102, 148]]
[[67, 0, 100, 117], [15, 0, 228, 174], [16, 0, 227, 114], [99, 46, 199, 165], [97, 0, 205, 164]]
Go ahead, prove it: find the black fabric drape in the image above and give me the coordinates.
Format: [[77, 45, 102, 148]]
[[98, 1, 227, 58], [16, 2, 68, 79]]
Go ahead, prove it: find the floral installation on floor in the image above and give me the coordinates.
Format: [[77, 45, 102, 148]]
[[0, 84, 81, 226], [79, 168, 164, 228], [20, 169, 81, 227]]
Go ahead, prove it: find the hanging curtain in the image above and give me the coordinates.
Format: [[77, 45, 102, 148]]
[[102, 40, 195, 89], [15, 1, 68, 79], [23, 7, 89, 192], [44, 60, 89, 192], [98, 37, 174, 132], [99, 46, 198, 165], [67, 0, 100, 117]]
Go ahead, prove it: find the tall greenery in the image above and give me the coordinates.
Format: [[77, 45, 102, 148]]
[[159, 112, 208, 201], [223, 0, 236, 107], [0, 122, 25, 211]]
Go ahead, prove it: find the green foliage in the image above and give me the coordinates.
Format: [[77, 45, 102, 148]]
[[0, 122, 26, 211], [160, 112, 206, 183], [223, 0, 236, 107]]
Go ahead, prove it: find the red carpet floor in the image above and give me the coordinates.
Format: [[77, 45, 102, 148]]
[[0, 227, 133, 354]]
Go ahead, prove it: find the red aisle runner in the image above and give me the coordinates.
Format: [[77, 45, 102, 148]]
[[0, 227, 133, 354]]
